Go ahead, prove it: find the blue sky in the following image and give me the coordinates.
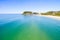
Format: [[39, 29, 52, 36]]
[[0, 0, 60, 14]]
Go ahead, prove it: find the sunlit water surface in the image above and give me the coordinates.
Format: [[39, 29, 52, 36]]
[[0, 14, 60, 40]]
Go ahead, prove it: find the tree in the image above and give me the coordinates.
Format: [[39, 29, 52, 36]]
[[23, 11, 32, 15]]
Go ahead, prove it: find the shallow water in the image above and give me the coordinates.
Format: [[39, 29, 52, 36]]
[[0, 14, 60, 40]]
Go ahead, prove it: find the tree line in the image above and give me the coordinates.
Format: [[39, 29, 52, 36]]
[[41, 11, 60, 16]]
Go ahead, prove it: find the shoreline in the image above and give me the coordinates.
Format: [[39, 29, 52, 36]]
[[39, 15, 60, 20]]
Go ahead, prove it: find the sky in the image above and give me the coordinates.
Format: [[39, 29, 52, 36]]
[[0, 0, 60, 14]]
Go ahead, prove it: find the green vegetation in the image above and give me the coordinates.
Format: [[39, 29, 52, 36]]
[[22, 11, 40, 15], [22, 11, 60, 16], [33, 12, 39, 15], [23, 11, 32, 15], [41, 11, 60, 16]]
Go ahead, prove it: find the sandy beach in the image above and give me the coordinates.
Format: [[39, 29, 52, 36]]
[[39, 15, 60, 20]]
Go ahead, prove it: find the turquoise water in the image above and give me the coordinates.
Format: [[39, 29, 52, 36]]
[[0, 14, 60, 40]]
